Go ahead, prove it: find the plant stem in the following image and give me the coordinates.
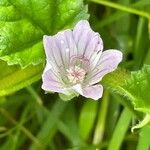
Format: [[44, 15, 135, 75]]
[[136, 126, 150, 150], [89, 0, 150, 19], [26, 86, 43, 105], [0, 108, 44, 149], [108, 108, 132, 150], [93, 91, 109, 144]]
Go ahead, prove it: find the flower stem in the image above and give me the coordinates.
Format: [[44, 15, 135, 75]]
[[108, 108, 132, 150], [89, 0, 150, 19], [93, 91, 109, 144], [26, 86, 43, 105], [0, 108, 44, 149]]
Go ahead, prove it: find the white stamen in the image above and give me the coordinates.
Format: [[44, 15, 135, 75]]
[[67, 66, 86, 84]]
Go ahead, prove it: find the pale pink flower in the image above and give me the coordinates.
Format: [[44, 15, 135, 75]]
[[42, 20, 122, 100]]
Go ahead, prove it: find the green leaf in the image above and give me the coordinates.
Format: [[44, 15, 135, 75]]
[[90, 0, 150, 19], [0, 0, 89, 67], [0, 60, 43, 97], [108, 108, 132, 150], [134, 18, 149, 68], [131, 115, 150, 132], [79, 100, 98, 140], [123, 65, 150, 114], [0, 134, 17, 150], [93, 0, 150, 29], [102, 65, 150, 129], [136, 125, 150, 150], [58, 102, 85, 146], [102, 65, 150, 115], [102, 68, 130, 96], [29, 100, 67, 150], [59, 93, 79, 101], [144, 48, 150, 64]]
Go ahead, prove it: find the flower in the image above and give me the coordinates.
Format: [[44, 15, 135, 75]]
[[42, 20, 122, 100]]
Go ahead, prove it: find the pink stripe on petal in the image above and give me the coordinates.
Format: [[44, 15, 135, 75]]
[[82, 84, 103, 100], [89, 50, 102, 71], [53, 35, 68, 68], [73, 20, 103, 65], [55, 30, 77, 67], [73, 21, 91, 51], [84, 33, 103, 60], [42, 69, 66, 94], [88, 50, 123, 85], [43, 30, 77, 70], [43, 36, 62, 72], [65, 30, 78, 58], [76, 30, 93, 56], [73, 21, 92, 56], [73, 20, 90, 43]]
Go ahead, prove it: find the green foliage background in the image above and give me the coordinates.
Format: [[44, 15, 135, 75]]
[[0, 0, 150, 150]]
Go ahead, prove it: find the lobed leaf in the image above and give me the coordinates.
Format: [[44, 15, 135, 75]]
[[102, 65, 150, 129], [0, 0, 89, 96], [123, 65, 150, 114], [0, 60, 43, 97], [0, 0, 89, 67]]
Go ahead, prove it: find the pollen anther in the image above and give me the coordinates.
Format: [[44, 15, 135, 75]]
[[67, 66, 86, 84]]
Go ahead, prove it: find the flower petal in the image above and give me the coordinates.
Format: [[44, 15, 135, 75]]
[[42, 69, 66, 94], [72, 84, 83, 95], [43, 30, 77, 70], [82, 84, 103, 100], [43, 61, 52, 73], [43, 35, 63, 73], [88, 49, 123, 85], [73, 20, 103, 59], [54, 30, 78, 68]]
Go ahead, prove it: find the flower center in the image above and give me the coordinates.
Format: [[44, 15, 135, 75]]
[[66, 66, 86, 84]]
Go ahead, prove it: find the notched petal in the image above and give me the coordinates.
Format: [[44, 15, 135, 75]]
[[82, 84, 103, 100], [42, 69, 66, 94], [88, 49, 123, 85], [73, 20, 103, 59]]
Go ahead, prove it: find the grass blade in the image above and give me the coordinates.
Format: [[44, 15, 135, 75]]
[[108, 108, 132, 150]]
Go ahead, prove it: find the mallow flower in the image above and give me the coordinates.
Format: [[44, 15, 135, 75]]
[[42, 20, 122, 100]]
